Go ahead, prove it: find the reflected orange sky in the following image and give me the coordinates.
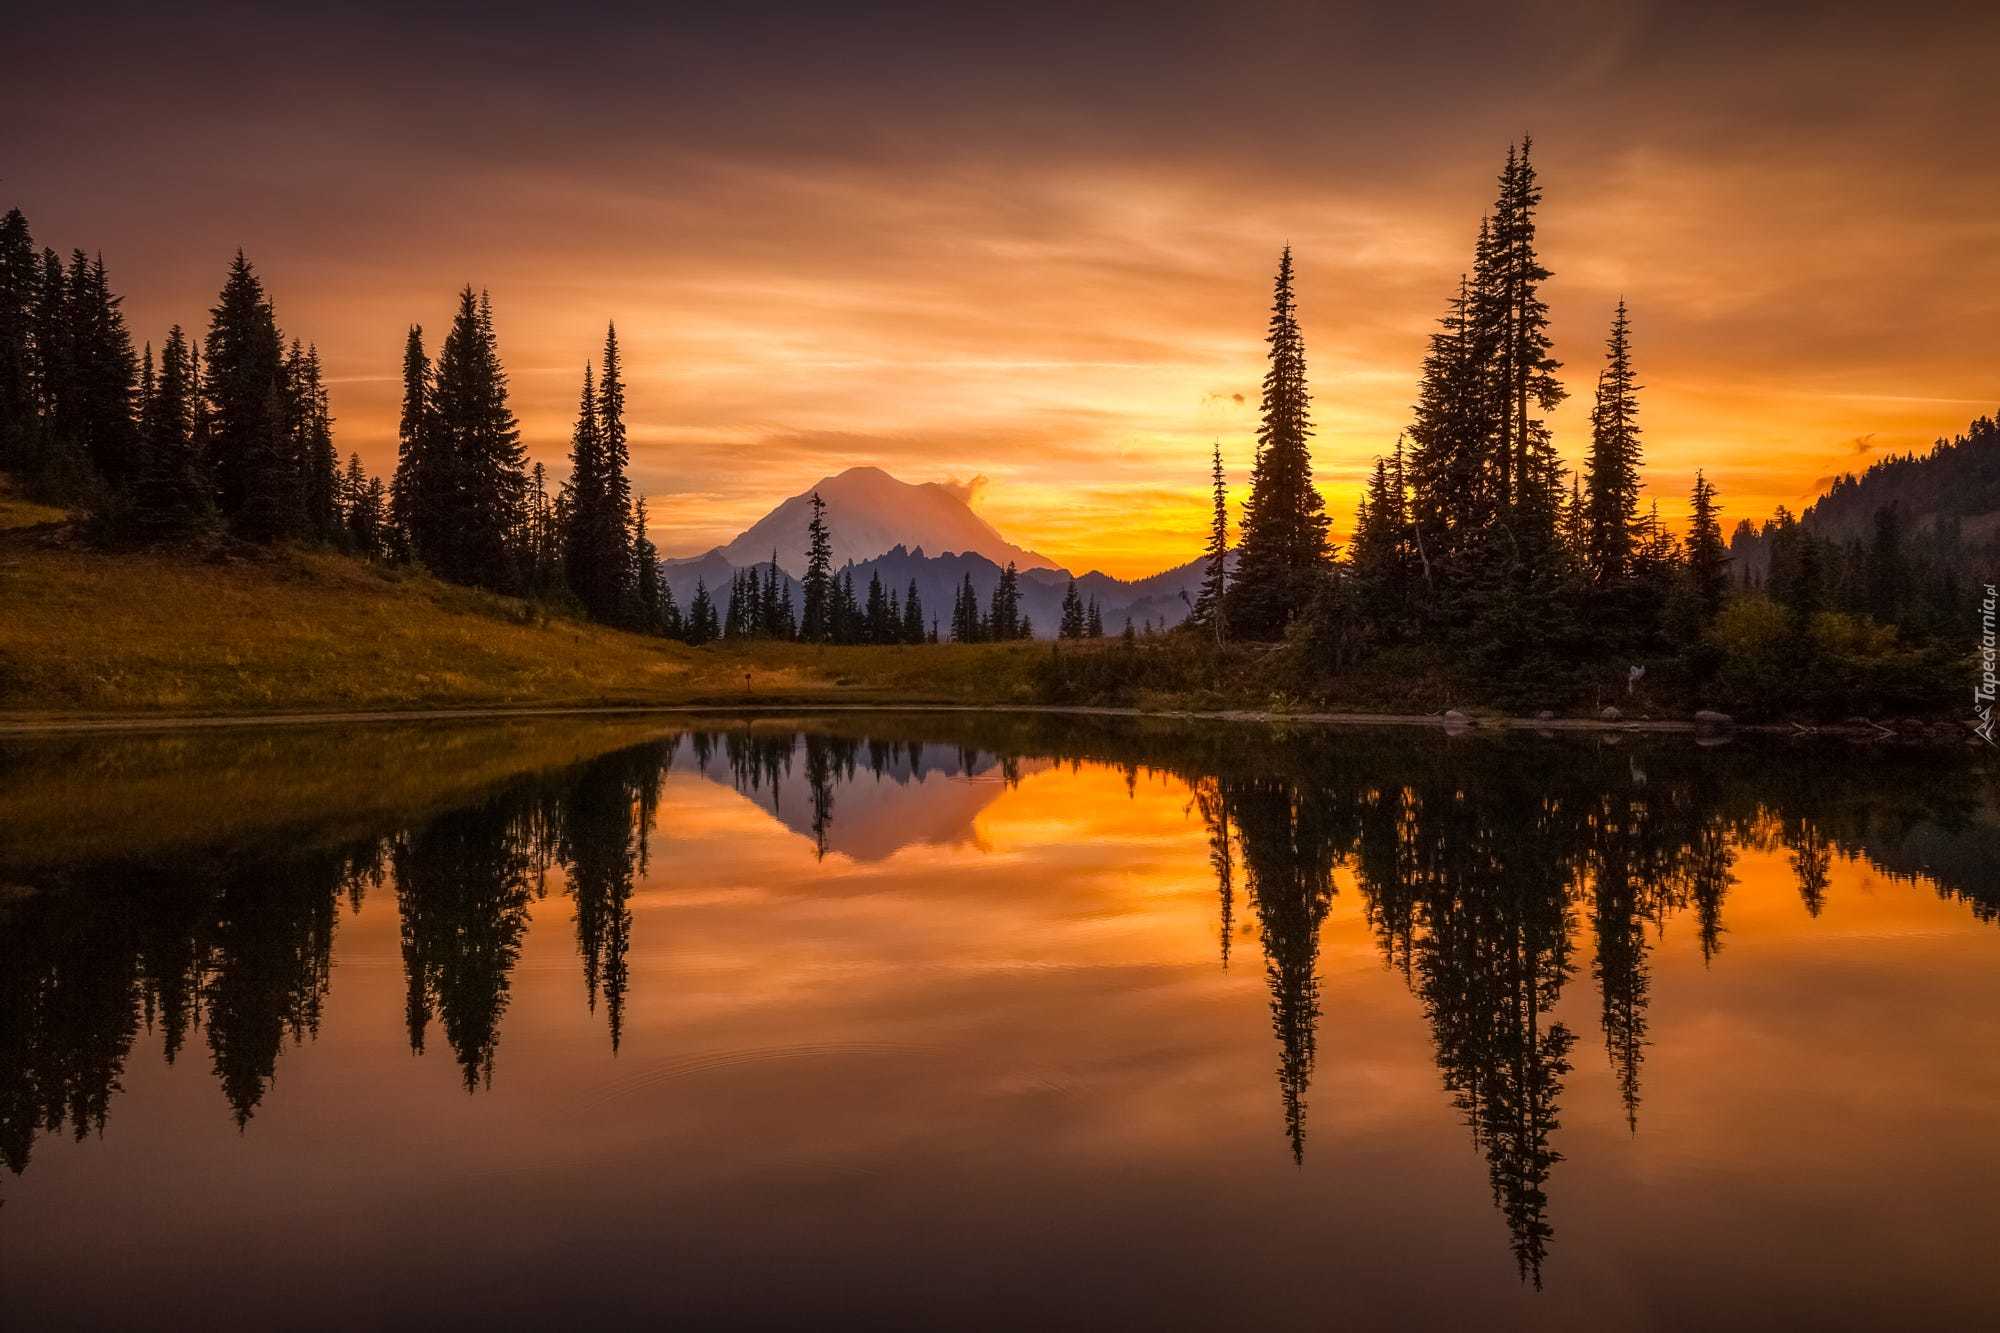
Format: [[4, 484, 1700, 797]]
[[9, 739, 2000, 1326], [8, 4, 1998, 576]]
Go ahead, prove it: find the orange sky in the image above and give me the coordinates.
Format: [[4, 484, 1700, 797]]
[[9, 3, 1998, 576]]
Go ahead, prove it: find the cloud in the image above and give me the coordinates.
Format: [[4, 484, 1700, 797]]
[[938, 474, 990, 506]]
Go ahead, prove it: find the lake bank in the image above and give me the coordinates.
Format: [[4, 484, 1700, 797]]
[[2, 697, 1983, 742]]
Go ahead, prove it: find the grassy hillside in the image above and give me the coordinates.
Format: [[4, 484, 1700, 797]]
[[0, 488, 1053, 717]]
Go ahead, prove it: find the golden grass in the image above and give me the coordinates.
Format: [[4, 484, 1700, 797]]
[[0, 528, 1054, 718], [0, 716, 697, 867], [0, 486, 70, 531]]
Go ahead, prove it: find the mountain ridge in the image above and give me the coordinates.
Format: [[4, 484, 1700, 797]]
[[708, 466, 1055, 576]]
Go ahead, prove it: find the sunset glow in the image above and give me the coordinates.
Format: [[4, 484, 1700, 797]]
[[11, 4, 1995, 575]]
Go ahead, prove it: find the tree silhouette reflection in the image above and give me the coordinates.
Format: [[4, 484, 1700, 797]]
[[3, 715, 1995, 1286]]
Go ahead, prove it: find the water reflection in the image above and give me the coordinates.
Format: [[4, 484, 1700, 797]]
[[2, 717, 1996, 1301]]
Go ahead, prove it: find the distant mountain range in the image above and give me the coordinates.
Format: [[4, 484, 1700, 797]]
[[665, 466, 1212, 636]]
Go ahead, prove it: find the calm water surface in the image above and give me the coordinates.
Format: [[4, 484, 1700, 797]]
[[3, 714, 1997, 1329]]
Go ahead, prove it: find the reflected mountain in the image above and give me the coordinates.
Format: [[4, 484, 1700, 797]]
[[2, 714, 1995, 1288], [681, 732, 1040, 861]]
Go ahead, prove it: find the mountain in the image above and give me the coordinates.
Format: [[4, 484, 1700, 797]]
[[1729, 411, 2000, 577], [662, 543, 1209, 639], [711, 466, 1054, 575]]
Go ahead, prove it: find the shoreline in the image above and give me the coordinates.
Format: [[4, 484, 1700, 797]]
[[0, 698, 1979, 742]]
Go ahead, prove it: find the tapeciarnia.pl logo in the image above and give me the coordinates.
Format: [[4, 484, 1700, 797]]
[[1977, 583, 1998, 746]]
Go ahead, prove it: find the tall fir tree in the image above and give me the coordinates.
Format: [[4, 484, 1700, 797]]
[[1192, 439, 1230, 635], [762, 549, 787, 638], [1059, 579, 1086, 638], [1686, 471, 1728, 620], [391, 324, 445, 562], [952, 572, 981, 643], [563, 358, 633, 622], [293, 343, 339, 539], [63, 252, 139, 492], [1489, 139, 1565, 529], [989, 561, 1023, 639], [203, 251, 294, 540], [799, 491, 834, 641], [1407, 267, 1497, 567], [902, 578, 924, 643], [430, 287, 526, 589], [685, 578, 718, 645], [630, 496, 664, 634], [1584, 300, 1642, 584], [129, 324, 212, 538], [1227, 247, 1329, 638], [0, 208, 36, 473]]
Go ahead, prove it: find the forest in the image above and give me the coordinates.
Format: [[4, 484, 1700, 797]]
[[0, 140, 1986, 718]]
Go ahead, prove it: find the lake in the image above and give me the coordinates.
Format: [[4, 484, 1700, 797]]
[[3, 713, 1997, 1329]]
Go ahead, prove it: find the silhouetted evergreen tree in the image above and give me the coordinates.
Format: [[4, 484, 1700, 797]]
[[292, 344, 339, 539], [390, 324, 445, 562], [129, 325, 213, 539], [1686, 471, 1728, 619], [203, 252, 295, 540], [1227, 247, 1329, 638], [864, 569, 892, 643], [952, 572, 981, 642], [989, 561, 1024, 639], [0, 208, 36, 473], [1192, 440, 1230, 634], [430, 288, 526, 588], [800, 491, 834, 641], [631, 497, 664, 633], [1059, 579, 1086, 638], [1584, 301, 1642, 584], [903, 578, 924, 643], [684, 578, 719, 645]]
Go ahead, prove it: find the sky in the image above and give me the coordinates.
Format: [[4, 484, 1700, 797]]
[[8, 1, 1998, 577]]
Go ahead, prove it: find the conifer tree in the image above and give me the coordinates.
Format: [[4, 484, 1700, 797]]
[[762, 549, 785, 637], [293, 344, 339, 539], [1489, 139, 1565, 525], [989, 561, 1023, 639], [1407, 268, 1493, 565], [29, 246, 93, 497], [903, 578, 924, 643], [1086, 597, 1104, 638], [727, 568, 749, 638], [1562, 472, 1588, 568], [799, 491, 834, 641], [562, 360, 626, 621], [835, 567, 861, 644], [952, 572, 981, 643], [431, 287, 526, 588], [631, 496, 664, 634], [1584, 300, 1642, 583], [65, 251, 140, 493], [685, 578, 718, 645], [203, 251, 292, 539], [0, 208, 37, 473], [660, 583, 684, 641], [1192, 440, 1230, 635], [1685, 471, 1728, 620], [865, 570, 892, 643], [391, 325, 444, 560], [1227, 247, 1329, 638], [339, 451, 384, 555], [129, 324, 212, 539], [1059, 579, 1086, 638]]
